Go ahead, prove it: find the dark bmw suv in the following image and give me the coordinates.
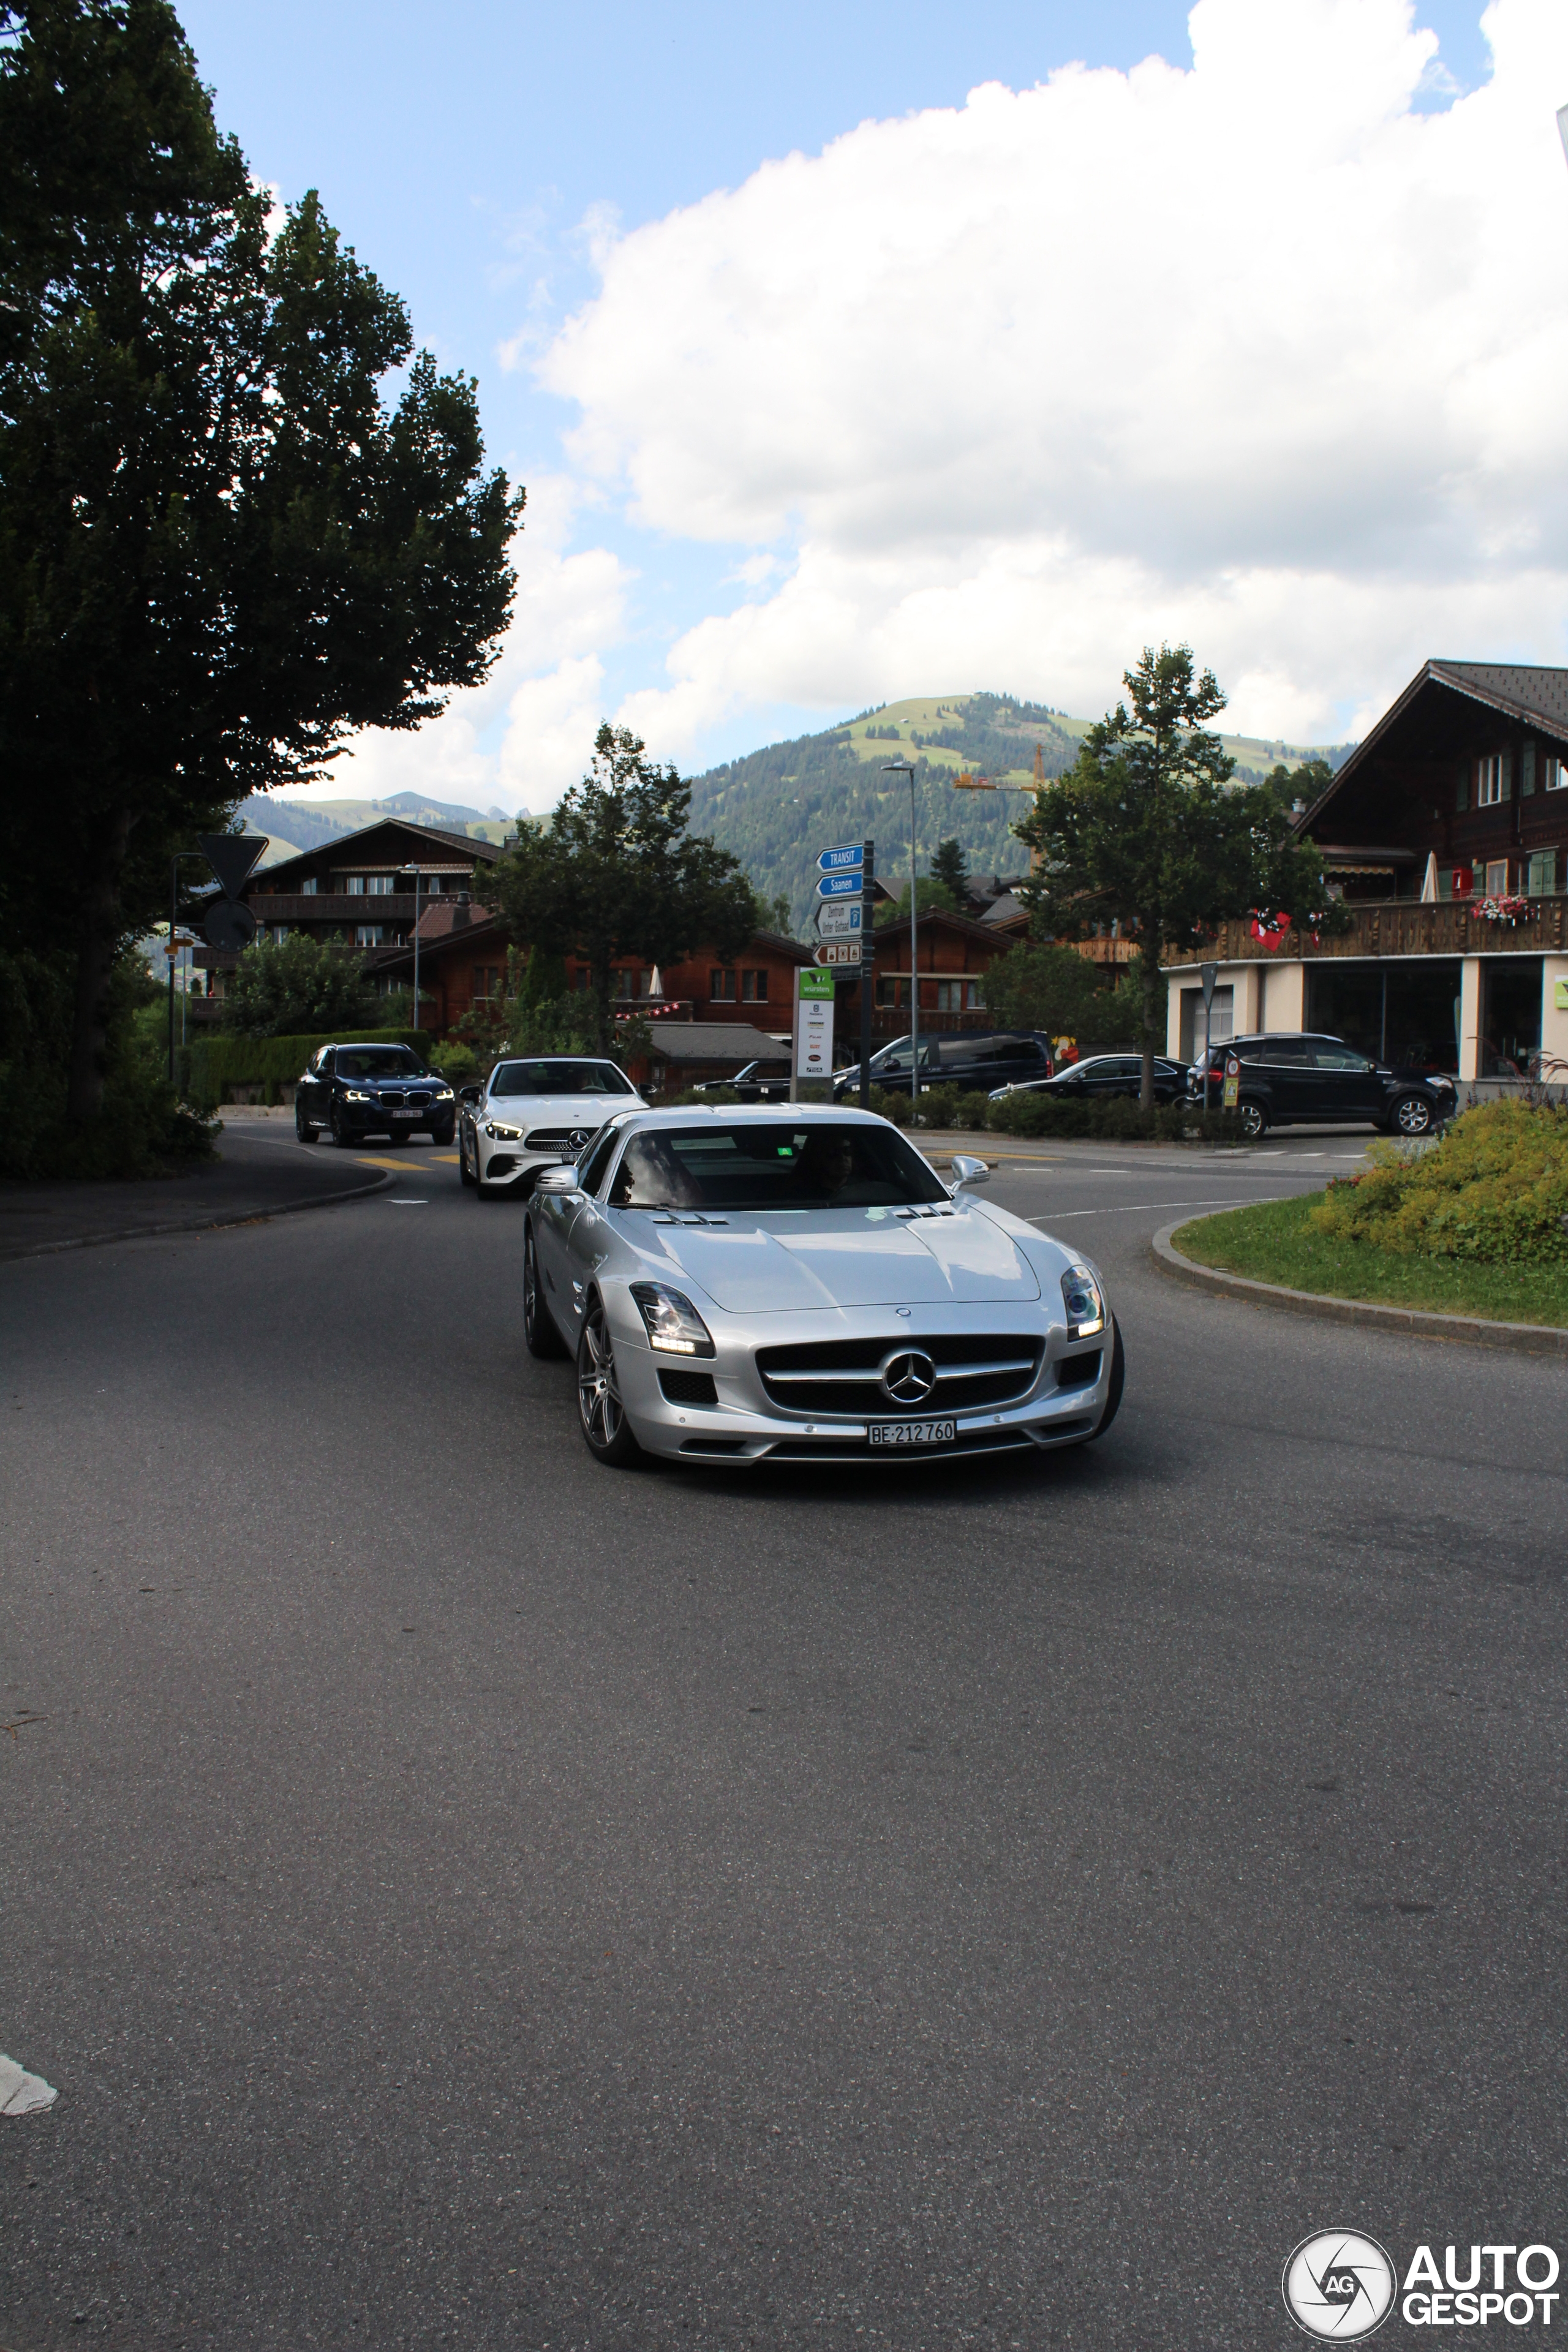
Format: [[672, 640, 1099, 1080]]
[[1188, 1033, 1456, 1138], [295, 1043, 458, 1147]]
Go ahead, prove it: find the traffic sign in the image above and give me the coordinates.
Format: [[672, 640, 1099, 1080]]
[[814, 899, 862, 937], [817, 843, 864, 873], [816, 873, 861, 899], [198, 832, 268, 899], [814, 940, 860, 967], [203, 899, 257, 953]]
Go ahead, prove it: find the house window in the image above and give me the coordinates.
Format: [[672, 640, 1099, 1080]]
[[270, 924, 290, 943], [935, 978, 980, 1011], [1483, 860, 1509, 896], [355, 924, 387, 946], [614, 969, 646, 999], [344, 875, 364, 895], [710, 968, 737, 1001], [1476, 753, 1506, 807], [876, 974, 911, 1008], [1526, 850, 1558, 895], [1546, 756, 1568, 793], [301, 876, 318, 895], [365, 873, 393, 895], [741, 969, 767, 1002], [472, 964, 502, 999]]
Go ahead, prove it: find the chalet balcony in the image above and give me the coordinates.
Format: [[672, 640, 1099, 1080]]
[[1182, 895, 1568, 965], [245, 893, 429, 922]]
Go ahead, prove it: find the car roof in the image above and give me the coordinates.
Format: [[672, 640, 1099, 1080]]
[[620, 1102, 897, 1129]]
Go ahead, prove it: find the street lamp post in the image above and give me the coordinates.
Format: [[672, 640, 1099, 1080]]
[[881, 762, 919, 1112]]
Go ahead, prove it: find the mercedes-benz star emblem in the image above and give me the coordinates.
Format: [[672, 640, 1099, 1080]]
[[568, 1127, 592, 1152], [880, 1348, 937, 1405]]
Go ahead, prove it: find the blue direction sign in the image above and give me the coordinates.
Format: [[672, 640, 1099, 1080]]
[[816, 872, 862, 899], [817, 842, 864, 873]]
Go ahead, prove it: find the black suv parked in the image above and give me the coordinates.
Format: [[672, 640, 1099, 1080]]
[[833, 1030, 1054, 1101], [295, 1043, 458, 1147], [1187, 1033, 1457, 1138]]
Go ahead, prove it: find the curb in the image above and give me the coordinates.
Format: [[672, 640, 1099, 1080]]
[[1152, 1216, 1568, 1359], [1, 1169, 395, 1265]]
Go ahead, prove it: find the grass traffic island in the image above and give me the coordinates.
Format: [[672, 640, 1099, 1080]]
[[1171, 1102, 1568, 1332], [1170, 1192, 1568, 1329]]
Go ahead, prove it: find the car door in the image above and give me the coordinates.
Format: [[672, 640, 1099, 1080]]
[[558, 1123, 627, 1329], [1305, 1037, 1385, 1120], [987, 1038, 1047, 1091], [1242, 1036, 1311, 1120]]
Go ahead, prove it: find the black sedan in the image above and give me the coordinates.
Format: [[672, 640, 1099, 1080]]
[[690, 1060, 793, 1102], [295, 1042, 458, 1147], [990, 1054, 1189, 1105], [1186, 1033, 1457, 1137]]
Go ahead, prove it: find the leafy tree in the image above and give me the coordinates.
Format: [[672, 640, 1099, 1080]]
[[0, 0, 522, 1128], [752, 888, 794, 937], [488, 724, 757, 1052], [1014, 646, 1340, 1105], [1262, 755, 1335, 813], [980, 941, 1138, 1049], [930, 837, 971, 899], [220, 934, 378, 1037], [874, 876, 959, 927]]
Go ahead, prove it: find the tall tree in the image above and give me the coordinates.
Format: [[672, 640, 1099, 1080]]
[[0, 0, 522, 1119], [1014, 646, 1339, 1106], [489, 725, 758, 1052], [930, 836, 971, 900]]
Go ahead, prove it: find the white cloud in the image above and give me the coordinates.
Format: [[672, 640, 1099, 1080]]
[[317, 474, 633, 812], [532, 0, 1568, 750]]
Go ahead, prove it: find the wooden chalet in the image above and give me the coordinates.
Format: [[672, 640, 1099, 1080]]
[[1163, 661, 1568, 1085]]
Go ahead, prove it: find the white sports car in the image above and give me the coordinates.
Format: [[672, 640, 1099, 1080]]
[[522, 1104, 1124, 1469], [458, 1055, 648, 1197]]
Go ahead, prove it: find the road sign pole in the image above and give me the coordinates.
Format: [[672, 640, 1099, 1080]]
[[859, 839, 873, 1113]]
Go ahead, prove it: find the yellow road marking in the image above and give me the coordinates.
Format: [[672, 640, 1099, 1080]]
[[432, 1153, 460, 1164], [355, 1156, 425, 1171]]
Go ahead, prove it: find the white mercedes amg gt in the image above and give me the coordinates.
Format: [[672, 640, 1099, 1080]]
[[458, 1055, 648, 1197], [521, 1104, 1124, 1469]]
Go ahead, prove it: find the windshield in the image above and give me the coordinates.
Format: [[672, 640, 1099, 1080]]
[[607, 1123, 949, 1211], [490, 1060, 634, 1098], [336, 1048, 427, 1079]]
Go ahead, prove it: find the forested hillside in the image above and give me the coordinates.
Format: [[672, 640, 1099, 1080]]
[[686, 693, 1348, 932]]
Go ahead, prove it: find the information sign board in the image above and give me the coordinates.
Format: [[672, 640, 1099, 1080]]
[[814, 940, 859, 967], [818, 843, 864, 873], [1223, 1053, 1240, 1109], [815, 899, 862, 938], [795, 967, 835, 1079], [816, 873, 861, 900]]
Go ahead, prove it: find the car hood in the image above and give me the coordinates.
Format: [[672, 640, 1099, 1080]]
[[486, 1094, 641, 1121], [624, 1204, 1041, 1311]]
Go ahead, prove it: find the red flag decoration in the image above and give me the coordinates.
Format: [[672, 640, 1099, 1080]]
[[1248, 908, 1292, 950]]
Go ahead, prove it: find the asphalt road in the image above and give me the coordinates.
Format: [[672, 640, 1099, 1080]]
[[2, 1132, 1564, 2350]]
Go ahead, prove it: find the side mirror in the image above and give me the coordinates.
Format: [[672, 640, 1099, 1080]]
[[950, 1155, 990, 1189], [458, 1085, 481, 1106], [533, 1164, 579, 1196]]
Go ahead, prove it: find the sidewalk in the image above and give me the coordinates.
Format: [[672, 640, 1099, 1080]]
[[0, 1129, 390, 1262]]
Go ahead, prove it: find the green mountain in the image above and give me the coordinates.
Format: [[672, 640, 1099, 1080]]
[[687, 692, 1351, 932], [237, 790, 514, 867]]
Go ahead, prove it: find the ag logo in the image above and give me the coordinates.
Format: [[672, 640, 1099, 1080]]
[[1282, 2231, 1395, 2339]]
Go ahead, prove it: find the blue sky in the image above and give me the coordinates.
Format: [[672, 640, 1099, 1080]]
[[176, 2, 1559, 808]]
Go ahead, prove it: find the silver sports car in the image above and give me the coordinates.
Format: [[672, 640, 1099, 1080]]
[[522, 1105, 1123, 1469]]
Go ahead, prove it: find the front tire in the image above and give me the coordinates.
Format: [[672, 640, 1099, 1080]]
[[524, 1229, 567, 1360], [576, 1298, 642, 1467], [431, 1121, 455, 1147], [1390, 1093, 1434, 1138], [329, 1106, 350, 1148], [1237, 1097, 1268, 1139], [295, 1106, 318, 1144]]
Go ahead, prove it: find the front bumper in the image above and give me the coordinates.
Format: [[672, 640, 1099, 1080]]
[[599, 1295, 1114, 1466], [474, 1136, 572, 1190]]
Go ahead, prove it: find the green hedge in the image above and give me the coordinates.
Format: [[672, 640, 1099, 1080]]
[[985, 1089, 1246, 1144], [183, 1028, 430, 1110], [1310, 1099, 1568, 1263]]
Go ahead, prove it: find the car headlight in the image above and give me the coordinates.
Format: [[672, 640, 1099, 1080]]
[[1061, 1264, 1106, 1340], [344, 1089, 372, 1103], [629, 1282, 715, 1357], [484, 1121, 522, 1140], [433, 1084, 454, 1099]]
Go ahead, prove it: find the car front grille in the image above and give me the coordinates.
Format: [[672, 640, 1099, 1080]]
[[376, 1090, 434, 1109], [524, 1127, 576, 1152], [755, 1333, 1044, 1419]]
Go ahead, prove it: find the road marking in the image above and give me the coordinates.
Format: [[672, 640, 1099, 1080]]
[[1031, 1197, 1298, 1218], [387, 1198, 428, 1207], [432, 1154, 460, 1164], [355, 1156, 424, 1171]]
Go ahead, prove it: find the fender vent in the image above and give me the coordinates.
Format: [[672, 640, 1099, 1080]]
[[660, 1369, 718, 1408]]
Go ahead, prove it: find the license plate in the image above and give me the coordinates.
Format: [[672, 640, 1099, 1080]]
[[391, 1109, 419, 1120], [869, 1419, 957, 1447]]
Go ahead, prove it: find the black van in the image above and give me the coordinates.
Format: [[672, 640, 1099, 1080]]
[[1187, 1033, 1457, 1137], [833, 1031, 1054, 1101]]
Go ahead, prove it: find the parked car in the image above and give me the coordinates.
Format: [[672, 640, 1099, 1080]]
[[521, 1106, 1123, 1468], [458, 1055, 647, 1197], [833, 1030, 1054, 1101], [990, 1053, 1188, 1106], [690, 1060, 792, 1102], [295, 1042, 457, 1147], [1186, 1033, 1457, 1138]]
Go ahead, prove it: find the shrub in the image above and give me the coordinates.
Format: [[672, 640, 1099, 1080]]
[[911, 1084, 991, 1130], [1310, 1100, 1568, 1263], [426, 1041, 480, 1085], [183, 1028, 429, 1110], [0, 948, 216, 1180], [221, 935, 380, 1036], [664, 1085, 742, 1107], [985, 1089, 1243, 1144]]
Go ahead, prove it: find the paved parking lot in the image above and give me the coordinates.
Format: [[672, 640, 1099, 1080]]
[[2, 1129, 1563, 2348]]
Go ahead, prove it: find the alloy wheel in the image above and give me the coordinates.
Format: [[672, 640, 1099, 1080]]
[[1395, 1095, 1433, 1137]]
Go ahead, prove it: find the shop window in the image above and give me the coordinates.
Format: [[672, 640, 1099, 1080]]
[[710, 969, 737, 1001], [1476, 753, 1507, 808], [741, 970, 767, 1002]]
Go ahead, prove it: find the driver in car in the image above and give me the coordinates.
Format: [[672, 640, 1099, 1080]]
[[609, 1134, 703, 1210]]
